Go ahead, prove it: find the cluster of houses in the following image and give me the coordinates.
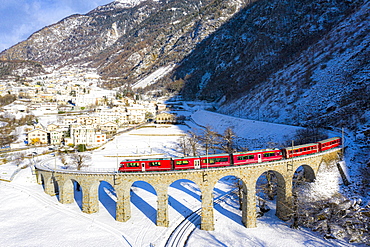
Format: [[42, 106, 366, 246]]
[[25, 105, 180, 147], [2, 67, 183, 148]]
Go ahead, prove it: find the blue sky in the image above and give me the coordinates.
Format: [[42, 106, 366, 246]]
[[0, 0, 113, 52]]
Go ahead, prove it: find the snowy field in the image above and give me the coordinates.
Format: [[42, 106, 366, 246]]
[[0, 110, 360, 247]]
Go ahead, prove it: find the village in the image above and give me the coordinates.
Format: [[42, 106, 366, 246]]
[[0, 66, 181, 151]]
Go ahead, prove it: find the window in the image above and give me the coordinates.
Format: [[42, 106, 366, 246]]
[[237, 155, 254, 160], [176, 160, 189, 165], [127, 162, 139, 167], [203, 158, 228, 164], [263, 152, 276, 157], [149, 161, 161, 166]]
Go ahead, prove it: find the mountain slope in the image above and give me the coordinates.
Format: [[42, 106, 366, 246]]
[[0, 0, 250, 85], [157, 0, 369, 132]]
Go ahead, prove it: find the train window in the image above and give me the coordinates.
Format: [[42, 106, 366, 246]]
[[176, 160, 189, 165], [237, 155, 254, 160], [202, 159, 214, 164], [203, 158, 228, 164], [263, 152, 275, 157], [127, 162, 139, 167], [149, 162, 161, 166], [214, 157, 228, 163]]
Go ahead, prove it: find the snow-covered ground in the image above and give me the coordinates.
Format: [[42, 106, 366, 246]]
[[0, 110, 362, 246]]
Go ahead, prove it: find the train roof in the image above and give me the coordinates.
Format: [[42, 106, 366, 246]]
[[173, 156, 199, 160], [233, 149, 281, 155], [317, 137, 341, 143], [199, 153, 231, 158], [284, 142, 318, 151], [120, 157, 171, 162]]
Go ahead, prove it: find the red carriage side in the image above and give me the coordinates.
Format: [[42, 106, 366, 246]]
[[318, 137, 341, 152], [119, 159, 142, 172], [283, 143, 319, 158], [199, 153, 230, 168], [173, 156, 201, 170], [260, 150, 283, 162], [119, 158, 172, 172], [233, 149, 283, 165]]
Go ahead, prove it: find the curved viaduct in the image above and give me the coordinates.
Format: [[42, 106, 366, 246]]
[[35, 148, 341, 231]]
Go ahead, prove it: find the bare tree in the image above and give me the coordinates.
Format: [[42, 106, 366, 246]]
[[13, 152, 25, 167], [220, 127, 237, 154], [58, 152, 69, 168], [257, 171, 277, 201], [70, 153, 91, 170], [187, 130, 200, 156], [177, 135, 190, 156], [198, 126, 221, 154]]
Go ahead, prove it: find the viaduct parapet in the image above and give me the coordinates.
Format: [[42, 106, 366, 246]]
[[35, 148, 341, 231]]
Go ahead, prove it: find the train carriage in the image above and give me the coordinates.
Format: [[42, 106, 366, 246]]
[[199, 153, 231, 168], [318, 137, 341, 152], [119, 158, 172, 172], [173, 156, 201, 170], [118, 137, 342, 173], [283, 143, 319, 158], [233, 149, 283, 165]]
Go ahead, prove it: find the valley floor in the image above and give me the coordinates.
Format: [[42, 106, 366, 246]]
[[0, 110, 365, 246]]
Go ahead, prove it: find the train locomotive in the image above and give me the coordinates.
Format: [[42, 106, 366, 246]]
[[118, 137, 341, 173]]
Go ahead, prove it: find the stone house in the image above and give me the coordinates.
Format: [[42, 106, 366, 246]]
[[27, 129, 49, 145], [156, 112, 177, 124]]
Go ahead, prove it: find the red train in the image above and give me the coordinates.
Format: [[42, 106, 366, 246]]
[[118, 137, 341, 172]]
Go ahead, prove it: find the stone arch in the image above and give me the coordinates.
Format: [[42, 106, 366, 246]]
[[255, 169, 289, 221], [129, 180, 158, 225], [58, 178, 74, 204], [98, 180, 117, 219], [72, 179, 83, 210], [293, 164, 316, 184], [51, 176, 59, 197], [80, 179, 99, 214], [168, 179, 202, 227], [39, 173, 45, 189], [59, 178, 83, 210], [41, 173, 59, 196]]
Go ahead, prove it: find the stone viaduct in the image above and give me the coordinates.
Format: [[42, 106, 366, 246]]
[[35, 148, 341, 231]]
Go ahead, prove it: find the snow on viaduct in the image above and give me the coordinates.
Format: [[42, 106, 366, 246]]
[[35, 148, 341, 231]]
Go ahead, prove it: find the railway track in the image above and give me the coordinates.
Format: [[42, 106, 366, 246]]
[[164, 189, 236, 247]]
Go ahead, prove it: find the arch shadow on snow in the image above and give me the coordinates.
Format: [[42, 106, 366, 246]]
[[73, 180, 83, 210], [130, 181, 157, 224], [99, 181, 117, 219], [168, 195, 193, 218], [170, 179, 201, 202], [169, 179, 201, 228], [213, 176, 243, 226], [51, 177, 60, 201]]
